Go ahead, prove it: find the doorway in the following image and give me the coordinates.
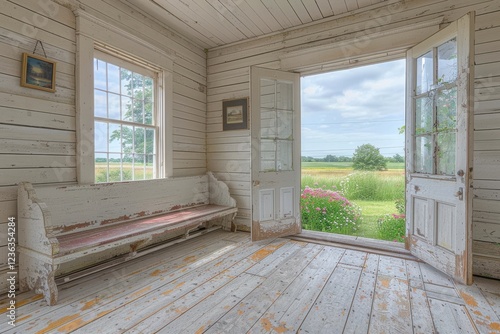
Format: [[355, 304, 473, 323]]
[[300, 59, 406, 243]]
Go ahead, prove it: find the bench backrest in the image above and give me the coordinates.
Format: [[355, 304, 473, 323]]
[[20, 175, 209, 237]]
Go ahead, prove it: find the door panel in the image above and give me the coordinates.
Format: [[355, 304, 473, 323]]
[[251, 67, 301, 241], [406, 13, 474, 284]]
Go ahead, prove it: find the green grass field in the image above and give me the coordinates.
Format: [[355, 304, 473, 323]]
[[301, 162, 405, 241]]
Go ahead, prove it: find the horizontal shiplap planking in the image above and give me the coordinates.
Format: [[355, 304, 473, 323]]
[[4, 0, 75, 41], [0, 38, 74, 74]]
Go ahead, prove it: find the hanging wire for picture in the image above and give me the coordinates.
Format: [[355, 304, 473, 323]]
[[32, 40, 48, 58]]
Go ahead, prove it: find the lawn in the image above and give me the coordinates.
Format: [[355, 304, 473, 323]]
[[301, 162, 405, 242], [350, 200, 397, 239]]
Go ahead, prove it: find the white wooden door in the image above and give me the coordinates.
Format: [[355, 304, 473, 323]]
[[250, 67, 301, 241], [406, 13, 474, 284]]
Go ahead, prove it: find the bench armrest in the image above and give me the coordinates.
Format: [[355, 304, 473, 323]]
[[18, 182, 59, 256], [208, 172, 236, 207]]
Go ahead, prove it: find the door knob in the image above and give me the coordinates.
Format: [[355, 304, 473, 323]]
[[457, 169, 465, 177]]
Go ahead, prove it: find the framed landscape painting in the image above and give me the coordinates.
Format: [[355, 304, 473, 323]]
[[223, 98, 248, 131], [21, 53, 56, 92]]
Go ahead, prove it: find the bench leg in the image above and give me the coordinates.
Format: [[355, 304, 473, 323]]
[[20, 252, 59, 306]]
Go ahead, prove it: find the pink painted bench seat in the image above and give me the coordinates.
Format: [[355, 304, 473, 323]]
[[57, 204, 237, 256]]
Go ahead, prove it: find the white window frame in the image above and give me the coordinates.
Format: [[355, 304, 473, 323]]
[[76, 10, 174, 184], [93, 50, 160, 182]]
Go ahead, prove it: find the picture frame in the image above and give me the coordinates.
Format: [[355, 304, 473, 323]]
[[20, 52, 56, 92], [223, 98, 248, 131]]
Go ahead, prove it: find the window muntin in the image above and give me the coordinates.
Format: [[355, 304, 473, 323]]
[[93, 53, 158, 183], [413, 38, 458, 176]]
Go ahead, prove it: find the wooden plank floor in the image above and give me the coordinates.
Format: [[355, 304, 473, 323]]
[[1, 230, 499, 333]]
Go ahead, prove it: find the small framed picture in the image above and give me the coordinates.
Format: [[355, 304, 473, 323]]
[[223, 98, 248, 131], [20, 53, 56, 92]]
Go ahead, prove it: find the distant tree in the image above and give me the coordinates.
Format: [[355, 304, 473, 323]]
[[352, 144, 387, 171], [392, 153, 404, 163]]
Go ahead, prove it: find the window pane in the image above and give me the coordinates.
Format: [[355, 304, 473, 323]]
[[276, 81, 293, 110], [108, 123, 121, 153], [94, 59, 107, 90], [437, 87, 457, 132], [438, 38, 457, 84], [277, 140, 293, 171], [260, 139, 276, 172], [133, 99, 144, 124], [120, 68, 132, 97], [415, 135, 433, 174], [122, 154, 133, 181], [95, 153, 108, 183], [416, 51, 433, 95], [122, 125, 134, 154], [108, 93, 120, 120], [134, 127, 145, 154], [261, 79, 275, 109], [261, 109, 276, 139], [121, 96, 132, 122], [415, 97, 433, 135], [144, 78, 153, 125], [134, 154, 145, 180], [107, 63, 120, 94], [277, 110, 293, 140], [145, 154, 154, 179], [108, 153, 122, 182], [133, 73, 144, 96], [437, 132, 456, 175], [94, 89, 107, 118], [94, 121, 108, 153], [146, 129, 155, 154]]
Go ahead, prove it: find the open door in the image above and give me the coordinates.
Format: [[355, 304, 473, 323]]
[[406, 13, 474, 284], [250, 67, 301, 241]]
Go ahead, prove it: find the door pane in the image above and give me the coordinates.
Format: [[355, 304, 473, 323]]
[[261, 79, 275, 109], [276, 81, 293, 110], [277, 110, 293, 140], [437, 132, 456, 175], [261, 139, 276, 172], [437, 87, 457, 131], [277, 140, 293, 171], [416, 51, 433, 95], [415, 135, 433, 173], [415, 97, 433, 135], [438, 38, 458, 84], [261, 109, 276, 138]]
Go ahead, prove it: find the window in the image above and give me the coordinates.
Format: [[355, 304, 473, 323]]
[[413, 38, 458, 176], [93, 51, 158, 183]]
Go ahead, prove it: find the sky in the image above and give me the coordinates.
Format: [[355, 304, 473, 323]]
[[301, 59, 406, 158]]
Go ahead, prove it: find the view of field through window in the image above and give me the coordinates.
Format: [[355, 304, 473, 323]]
[[301, 60, 406, 242]]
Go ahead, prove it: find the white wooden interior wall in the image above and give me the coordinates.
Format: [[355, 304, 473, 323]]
[[206, 0, 500, 278], [0, 0, 207, 292]]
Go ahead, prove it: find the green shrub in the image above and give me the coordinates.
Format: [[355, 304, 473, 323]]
[[339, 172, 404, 201], [301, 187, 362, 235], [376, 214, 406, 242], [395, 191, 406, 215]]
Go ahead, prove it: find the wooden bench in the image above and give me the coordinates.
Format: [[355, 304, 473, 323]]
[[17, 172, 237, 305]]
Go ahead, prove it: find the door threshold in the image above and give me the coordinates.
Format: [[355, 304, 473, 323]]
[[288, 230, 419, 261]]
